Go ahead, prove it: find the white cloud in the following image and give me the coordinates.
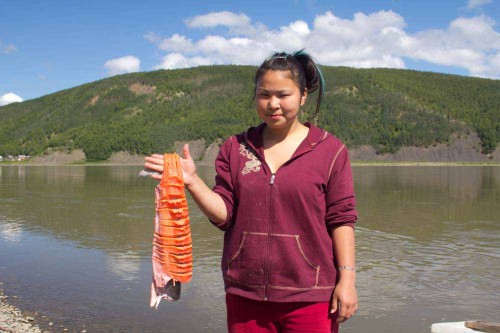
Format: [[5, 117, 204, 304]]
[[485, 52, 500, 78], [0, 93, 23, 106], [184, 11, 266, 36], [185, 11, 252, 29], [158, 34, 196, 53], [103, 55, 141, 76], [407, 16, 500, 77], [260, 20, 311, 52], [196, 35, 264, 64], [0, 39, 18, 54], [154, 53, 213, 70], [3, 44, 17, 54], [143, 31, 162, 44], [467, 0, 492, 9], [305, 11, 408, 68], [146, 10, 500, 79]]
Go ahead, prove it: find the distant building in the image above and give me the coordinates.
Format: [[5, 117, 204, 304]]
[[17, 155, 30, 161]]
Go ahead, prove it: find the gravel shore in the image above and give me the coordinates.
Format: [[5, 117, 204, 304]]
[[0, 289, 45, 333]]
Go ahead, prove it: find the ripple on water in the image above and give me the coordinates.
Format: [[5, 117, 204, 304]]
[[356, 225, 500, 318]]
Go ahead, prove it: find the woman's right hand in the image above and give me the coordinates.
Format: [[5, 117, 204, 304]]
[[146, 143, 227, 225], [144, 143, 197, 186]]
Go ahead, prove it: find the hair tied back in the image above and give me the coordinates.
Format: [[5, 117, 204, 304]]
[[255, 49, 325, 122], [292, 49, 325, 99]]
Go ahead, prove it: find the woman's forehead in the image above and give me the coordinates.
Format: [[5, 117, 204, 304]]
[[256, 70, 298, 90]]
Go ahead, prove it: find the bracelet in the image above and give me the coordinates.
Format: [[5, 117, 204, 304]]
[[338, 266, 357, 272]]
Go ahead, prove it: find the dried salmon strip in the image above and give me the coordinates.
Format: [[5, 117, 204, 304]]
[[150, 153, 193, 308]]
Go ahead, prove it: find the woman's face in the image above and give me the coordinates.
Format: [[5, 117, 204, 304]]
[[255, 70, 307, 131]]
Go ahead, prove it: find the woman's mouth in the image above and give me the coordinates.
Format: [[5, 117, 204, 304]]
[[267, 114, 282, 119]]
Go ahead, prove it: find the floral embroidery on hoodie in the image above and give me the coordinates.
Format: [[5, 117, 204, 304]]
[[239, 143, 261, 175]]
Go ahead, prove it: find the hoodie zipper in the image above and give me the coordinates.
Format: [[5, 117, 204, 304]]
[[264, 172, 276, 301]]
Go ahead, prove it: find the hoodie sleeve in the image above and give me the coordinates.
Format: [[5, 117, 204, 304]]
[[325, 145, 358, 234], [211, 136, 236, 230]]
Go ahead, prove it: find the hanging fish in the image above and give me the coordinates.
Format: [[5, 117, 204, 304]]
[[142, 154, 193, 309]]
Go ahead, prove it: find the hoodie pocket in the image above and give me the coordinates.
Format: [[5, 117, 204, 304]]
[[226, 231, 267, 286], [269, 234, 319, 288]]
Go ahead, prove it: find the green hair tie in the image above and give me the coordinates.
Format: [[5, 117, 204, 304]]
[[292, 49, 325, 96], [292, 49, 306, 57]]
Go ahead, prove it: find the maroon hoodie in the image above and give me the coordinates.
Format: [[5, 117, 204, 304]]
[[212, 123, 357, 302]]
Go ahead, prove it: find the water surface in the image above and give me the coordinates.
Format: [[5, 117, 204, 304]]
[[0, 165, 498, 332]]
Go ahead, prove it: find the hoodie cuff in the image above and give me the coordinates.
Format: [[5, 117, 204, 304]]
[[209, 195, 233, 231]]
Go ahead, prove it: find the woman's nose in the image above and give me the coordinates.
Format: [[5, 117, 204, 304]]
[[268, 96, 280, 109]]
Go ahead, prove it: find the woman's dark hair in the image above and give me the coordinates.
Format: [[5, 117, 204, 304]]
[[254, 50, 324, 121]]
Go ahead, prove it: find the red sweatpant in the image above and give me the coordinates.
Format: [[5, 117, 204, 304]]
[[226, 293, 339, 333]]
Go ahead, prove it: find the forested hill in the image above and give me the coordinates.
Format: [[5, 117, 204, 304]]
[[0, 65, 498, 161]]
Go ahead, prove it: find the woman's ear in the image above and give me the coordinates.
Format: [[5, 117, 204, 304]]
[[300, 89, 308, 106]]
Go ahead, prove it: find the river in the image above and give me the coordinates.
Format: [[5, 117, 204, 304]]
[[0, 165, 498, 332]]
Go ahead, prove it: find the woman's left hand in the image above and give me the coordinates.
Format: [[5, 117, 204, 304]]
[[331, 277, 358, 323]]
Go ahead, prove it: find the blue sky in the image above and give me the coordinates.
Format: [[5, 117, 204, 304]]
[[1, 0, 499, 105]]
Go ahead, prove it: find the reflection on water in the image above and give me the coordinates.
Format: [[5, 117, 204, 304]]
[[355, 166, 492, 202], [355, 166, 500, 242], [0, 220, 23, 243], [0, 165, 499, 332], [106, 251, 142, 281]]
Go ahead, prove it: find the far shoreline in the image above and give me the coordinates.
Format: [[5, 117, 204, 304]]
[[351, 161, 500, 166], [1, 161, 500, 167]]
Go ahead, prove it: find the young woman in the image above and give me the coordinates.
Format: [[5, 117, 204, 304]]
[[145, 50, 358, 333]]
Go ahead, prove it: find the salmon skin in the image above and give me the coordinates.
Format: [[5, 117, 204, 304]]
[[149, 154, 193, 309]]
